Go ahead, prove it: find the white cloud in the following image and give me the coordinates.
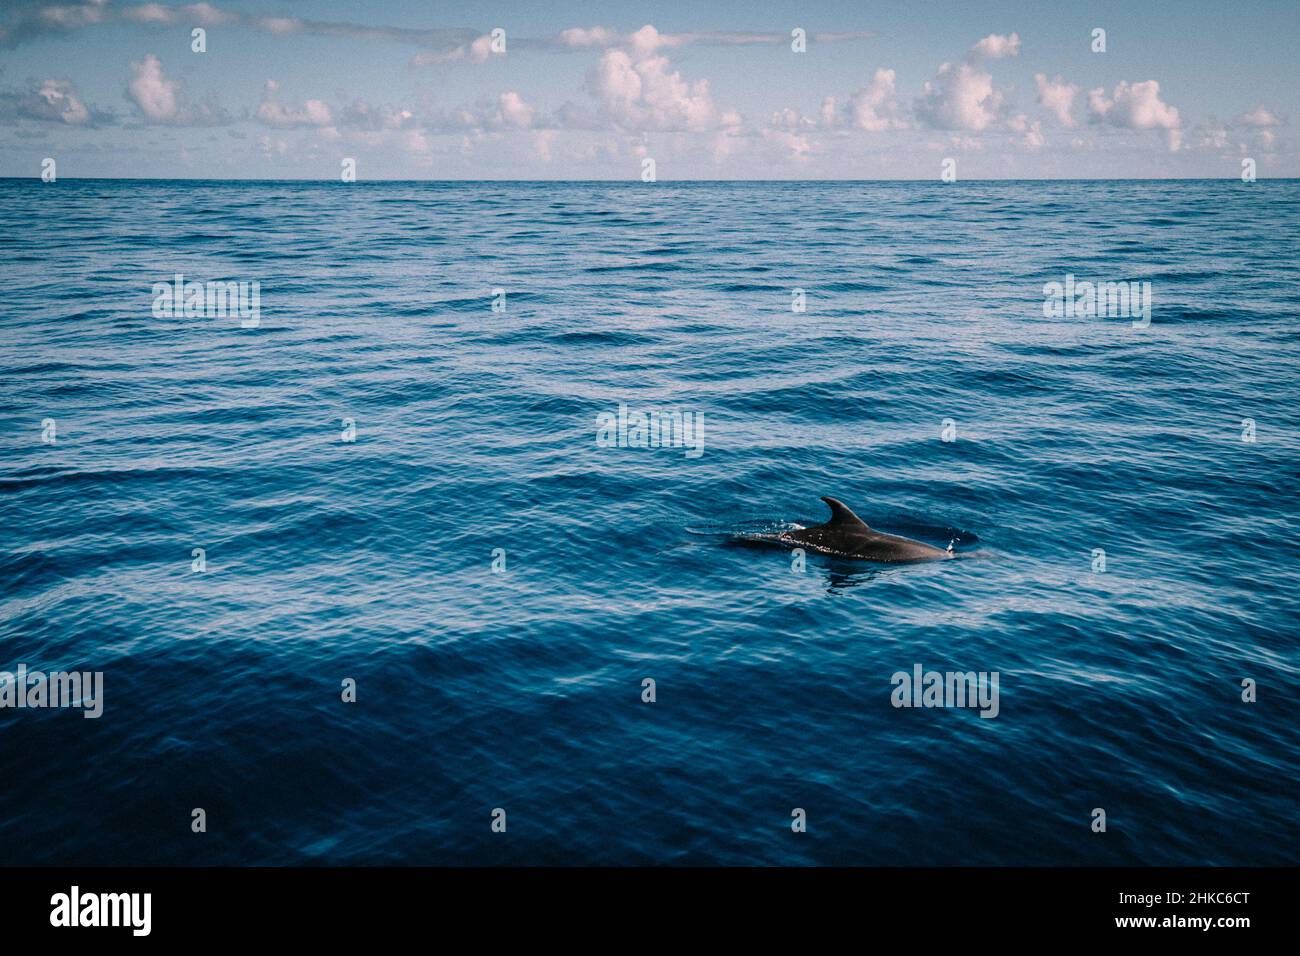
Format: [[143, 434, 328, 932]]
[[338, 100, 415, 132], [416, 22, 875, 67], [1035, 73, 1078, 127], [587, 36, 737, 132], [123, 52, 227, 125], [495, 91, 533, 129], [556, 23, 873, 53], [186, 3, 230, 28], [1088, 79, 1182, 150], [1196, 122, 1229, 149], [1239, 105, 1282, 127], [769, 107, 814, 131], [124, 4, 176, 25], [31, 1, 109, 30], [255, 80, 334, 128], [414, 92, 540, 133], [0, 76, 100, 125], [403, 130, 432, 155], [127, 53, 178, 121], [414, 33, 495, 65], [590, 48, 644, 120], [819, 96, 839, 127], [121, 3, 232, 27], [4, 2, 473, 49], [627, 24, 671, 57], [532, 129, 558, 161], [26, 78, 90, 123], [1022, 119, 1045, 150], [905, 33, 1018, 138], [762, 128, 813, 161], [915, 62, 1004, 131], [970, 32, 1021, 59], [559, 26, 617, 48], [849, 68, 905, 131]]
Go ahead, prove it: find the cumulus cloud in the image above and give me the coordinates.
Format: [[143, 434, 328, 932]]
[[1022, 119, 1045, 149], [413, 91, 540, 133], [762, 128, 813, 161], [532, 128, 558, 161], [337, 100, 415, 132], [1034, 73, 1078, 127], [125, 52, 226, 125], [496, 91, 533, 128], [915, 62, 1004, 131], [123, 4, 179, 25], [0, 77, 93, 124], [849, 68, 905, 131], [127, 52, 178, 121], [625, 24, 673, 57], [255, 132, 288, 157], [412, 33, 495, 65], [255, 80, 334, 128], [1194, 121, 1229, 149], [586, 27, 740, 132], [769, 106, 815, 132], [1239, 105, 1282, 127], [794, 68, 906, 134], [903, 33, 1027, 137], [970, 32, 1021, 59], [1088, 79, 1182, 150], [33, 77, 91, 123], [257, 88, 540, 139], [819, 96, 840, 127]]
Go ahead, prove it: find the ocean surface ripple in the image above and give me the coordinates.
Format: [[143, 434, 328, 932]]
[[1, 179, 1297, 864]]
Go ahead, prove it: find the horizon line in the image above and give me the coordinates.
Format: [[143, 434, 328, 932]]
[[4, 176, 1296, 184]]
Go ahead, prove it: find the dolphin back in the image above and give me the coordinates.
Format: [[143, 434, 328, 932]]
[[776, 497, 949, 563]]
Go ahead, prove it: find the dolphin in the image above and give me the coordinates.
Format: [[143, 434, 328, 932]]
[[777, 497, 952, 563]]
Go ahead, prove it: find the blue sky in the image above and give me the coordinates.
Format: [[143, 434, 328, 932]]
[[1, 0, 1296, 178]]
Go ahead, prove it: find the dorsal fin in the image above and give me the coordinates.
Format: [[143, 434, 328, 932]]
[[820, 496, 870, 531]]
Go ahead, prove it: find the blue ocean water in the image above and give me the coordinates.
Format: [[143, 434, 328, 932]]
[[1, 179, 1297, 865]]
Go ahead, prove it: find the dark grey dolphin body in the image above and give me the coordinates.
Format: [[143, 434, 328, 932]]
[[778, 497, 951, 563]]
